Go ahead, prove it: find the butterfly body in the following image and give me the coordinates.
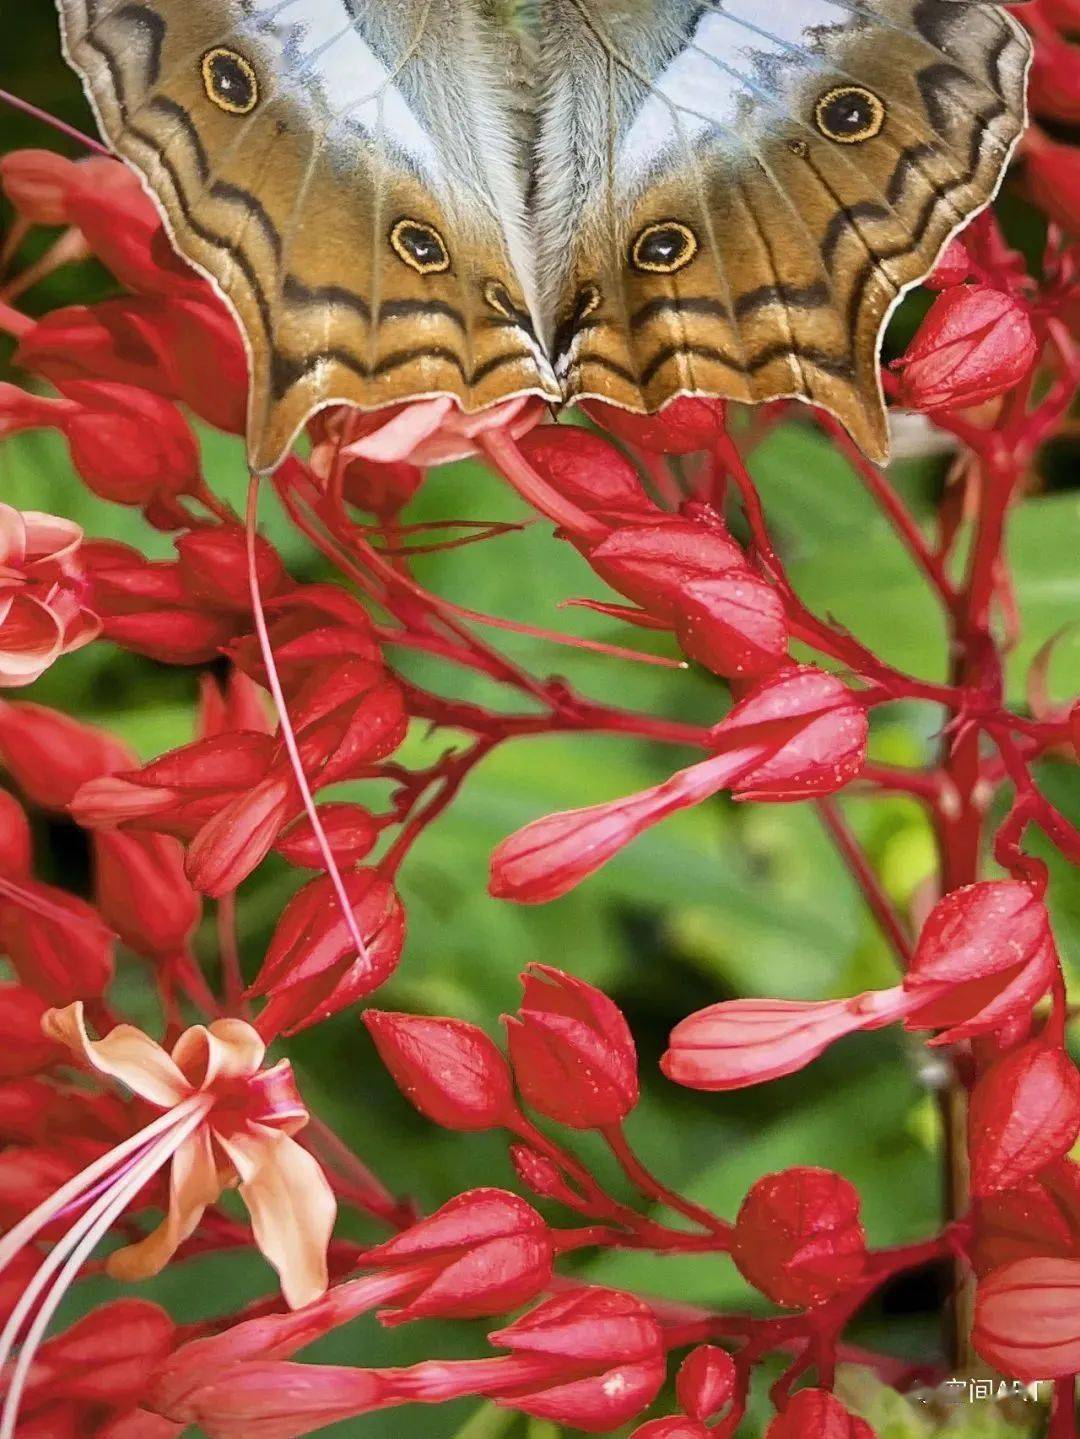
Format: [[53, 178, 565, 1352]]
[[57, 0, 1031, 468]]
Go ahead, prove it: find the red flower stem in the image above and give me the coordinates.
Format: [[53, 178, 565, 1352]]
[[815, 798, 914, 969], [216, 891, 246, 1012], [857, 762, 945, 802], [378, 740, 493, 880], [1049, 1377, 1079, 1439], [172, 947, 221, 1018], [825, 422, 960, 611], [0, 88, 111, 156], [601, 1123, 732, 1239]]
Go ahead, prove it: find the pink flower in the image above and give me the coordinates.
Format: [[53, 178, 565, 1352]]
[[0, 1005, 336, 1435], [0, 504, 98, 686], [317, 395, 546, 470], [662, 990, 908, 1092], [975, 1256, 1080, 1378]]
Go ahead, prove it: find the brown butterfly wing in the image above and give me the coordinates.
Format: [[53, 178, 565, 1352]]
[[58, 0, 557, 469], [537, 0, 1031, 460]]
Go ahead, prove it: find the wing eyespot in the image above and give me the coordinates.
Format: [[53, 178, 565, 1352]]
[[630, 222, 698, 275], [390, 219, 450, 275], [201, 48, 259, 115], [814, 86, 885, 144]]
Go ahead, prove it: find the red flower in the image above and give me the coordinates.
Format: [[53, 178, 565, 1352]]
[[363, 1011, 518, 1131], [1023, 125, 1080, 235], [632, 1421, 710, 1439], [0, 985, 63, 1077], [765, 1388, 874, 1439], [489, 1287, 667, 1431], [662, 990, 908, 1092], [891, 285, 1037, 414], [971, 1161, 1080, 1274], [515, 427, 661, 525], [675, 1344, 736, 1422], [673, 571, 789, 679], [92, 831, 201, 961], [732, 1167, 867, 1307], [585, 397, 728, 454], [0, 504, 98, 687], [903, 881, 1058, 1043], [968, 1040, 1080, 1196], [0, 702, 133, 809], [504, 965, 638, 1129], [361, 1188, 553, 1324], [588, 518, 746, 620], [250, 870, 406, 1033], [490, 668, 866, 903]]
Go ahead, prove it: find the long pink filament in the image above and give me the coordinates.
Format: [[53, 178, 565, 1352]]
[[0, 1095, 207, 1274], [0, 1101, 209, 1436], [0, 89, 110, 157], [245, 473, 369, 971]]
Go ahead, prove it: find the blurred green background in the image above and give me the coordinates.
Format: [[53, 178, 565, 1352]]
[[2, 12, 1079, 1438]]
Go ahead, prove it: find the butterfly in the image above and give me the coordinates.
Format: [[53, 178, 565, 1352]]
[[56, 0, 1031, 470]]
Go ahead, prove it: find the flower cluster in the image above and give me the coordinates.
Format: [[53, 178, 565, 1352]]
[[0, 14, 1078, 1434]]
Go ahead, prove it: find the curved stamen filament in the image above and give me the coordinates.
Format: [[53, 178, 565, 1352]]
[[0, 1099, 210, 1436], [0, 1094, 209, 1276]]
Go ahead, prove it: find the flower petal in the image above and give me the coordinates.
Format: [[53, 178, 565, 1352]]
[[171, 1017, 265, 1090], [217, 1125, 336, 1310], [107, 1125, 220, 1282], [43, 1001, 188, 1107]]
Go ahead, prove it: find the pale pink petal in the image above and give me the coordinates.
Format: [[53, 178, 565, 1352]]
[[21, 510, 84, 569], [108, 1125, 220, 1282], [172, 1017, 266, 1090], [217, 1126, 336, 1309], [0, 593, 63, 686], [344, 397, 454, 463], [43, 1001, 189, 1107], [0, 504, 27, 568]]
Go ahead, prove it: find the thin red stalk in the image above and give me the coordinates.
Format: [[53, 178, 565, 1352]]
[[815, 797, 914, 969], [602, 1123, 732, 1239]]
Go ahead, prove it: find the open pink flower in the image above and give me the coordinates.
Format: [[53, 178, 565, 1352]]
[[311, 395, 546, 472], [0, 1005, 335, 1435], [0, 503, 98, 686]]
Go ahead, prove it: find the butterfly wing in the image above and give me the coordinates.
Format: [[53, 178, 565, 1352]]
[[535, 0, 1031, 460], [57, 0, 557, 469]]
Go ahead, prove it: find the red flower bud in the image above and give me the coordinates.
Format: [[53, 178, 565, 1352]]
[[0, 790, 33, 877], [713, 666, 868, 803], [765, 1389, 874, 1439], [1027, 22, 1080, 123], [673, 572, 789, 679], [54, 380, 202, 507], [515, 427, 660, 523], [972, 1163, 1080, 1275], [363, 1011, 518, 1131], [632, 1420, 711, 1439], [175, 527, 288, 614], [891, 285, 1037, 414], [676, 1345, 736, 1422], [89, 558, 239, 665], [969, 1040, 1080, 1197], [585, 397, 727, 454], [288, 663, 407, 785], [0, 702, 133, 809], [93, 830, 202, 959], [157, 296, 249, 435], [19, 1300, 175, 1412], [663, 990, 908, 1092], [903, 881, 1057, 1043], [589, 519, 745, 620], [362, 1188, 553, 1324], [491, 1288, 666, 1432], [510, 1144, 590, 1209], [925, 238, 975, 289], [0, 884, 114, 1004], [0, 984, 63, 1077], [183, 775, 293, 896], [1, 149, 96, 225], [975, 1257, 1080, 1379], [733, 1168, 867, 1307], [274, 804, 380, 870], [228, 583, 382, 683], [250, 870, 406, 1033], [504, 965, 638, 1128]]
